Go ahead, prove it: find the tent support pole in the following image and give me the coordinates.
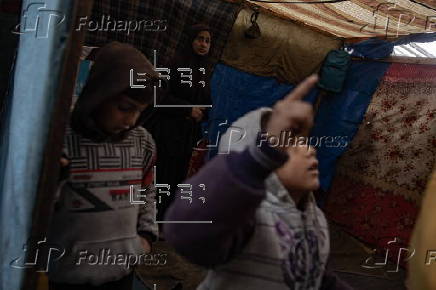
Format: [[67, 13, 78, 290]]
[[21, 0, 94, 289]]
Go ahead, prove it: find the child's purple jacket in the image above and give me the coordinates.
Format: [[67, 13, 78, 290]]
[[164, 149, 268, 266], [164, 145, 353, 290]]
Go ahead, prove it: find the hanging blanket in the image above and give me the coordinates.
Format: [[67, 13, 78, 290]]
[[325, 63, 436, 263], [84, 0, 241, 66]]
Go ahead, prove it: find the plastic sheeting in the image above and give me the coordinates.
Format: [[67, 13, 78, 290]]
[[0, 1, 72, 289], [312, 61, 391, 194], [207, 63, 318, 158], [312, 39, 394, 206], [210, 38, 394, 208]]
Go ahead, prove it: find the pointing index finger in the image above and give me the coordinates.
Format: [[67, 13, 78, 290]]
[[284, 75, 318, 102]]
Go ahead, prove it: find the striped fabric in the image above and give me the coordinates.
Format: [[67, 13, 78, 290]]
[[48, 125, 159, 284], [84, 0, 242, 66], [65, 126, 155, 171], [247, 0, 436, 38]]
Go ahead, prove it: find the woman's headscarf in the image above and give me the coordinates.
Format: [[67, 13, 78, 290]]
[[168, 24, 213, 106]]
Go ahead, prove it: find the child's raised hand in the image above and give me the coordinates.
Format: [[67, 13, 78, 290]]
[[266, 75, 318, 151], [191, 107, 204, 122], [59, 156, 71, 181]]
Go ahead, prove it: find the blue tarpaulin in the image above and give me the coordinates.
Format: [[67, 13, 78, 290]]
[[311, 61, 391, 195], [0, 1, 72, 289], [311, 39, 394, 206], [209, 38, 394, 207], [207, 63, 318, 158]]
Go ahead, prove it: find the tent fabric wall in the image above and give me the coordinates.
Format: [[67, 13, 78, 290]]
[[207, 63, 319, 158], [248, 0, 436, 38], [325, 63, 436, 259], [311, 60, 391, 198], [207, 63, 292, 157], [207, 59, 388, 191], [221, 7, 341, 84], [84, 0, 241, 66], [311, 38, 395, 203]]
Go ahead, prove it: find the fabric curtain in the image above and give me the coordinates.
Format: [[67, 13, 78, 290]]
[[221, 7, 341, 84], [84, 0, 241, 66], [325, 63, 436, 261]]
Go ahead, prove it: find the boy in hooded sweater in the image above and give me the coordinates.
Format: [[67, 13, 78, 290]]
[[164, 76, 352, 290], [47, 42, 160, 290]]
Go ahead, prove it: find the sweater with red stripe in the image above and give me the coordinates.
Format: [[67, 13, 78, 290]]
[[47, 125, 158, 285]]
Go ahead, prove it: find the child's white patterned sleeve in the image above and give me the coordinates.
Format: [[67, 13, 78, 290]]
[[137, 135, 159, 241], [137, 183, 159, 241]]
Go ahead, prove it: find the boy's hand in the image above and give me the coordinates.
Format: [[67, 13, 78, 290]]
[[266, 75, 318, 151], [60, 157, 69, 167], [191, 107, 204, 122], [59, 157, 70, 181], [139, 236, 152, 253]]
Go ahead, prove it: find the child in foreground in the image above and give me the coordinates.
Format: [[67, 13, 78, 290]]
[[47, 42, 159, 290], [164, 76, 352, 290]]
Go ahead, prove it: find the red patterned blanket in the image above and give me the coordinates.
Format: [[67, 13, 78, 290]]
[[326, 63, 436, 262]]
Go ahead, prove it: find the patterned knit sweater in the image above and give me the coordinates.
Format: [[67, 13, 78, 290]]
[[47, 125, 158, 285]]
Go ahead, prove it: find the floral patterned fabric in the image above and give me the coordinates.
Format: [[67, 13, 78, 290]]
[[326, 63, 436, 257]]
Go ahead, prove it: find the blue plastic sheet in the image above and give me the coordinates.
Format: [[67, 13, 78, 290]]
[[311, 39, 394, 207], [207, 64, 318, 158], [346, 38, 394, 59], [311, 61, 391, 200], [0, 1, 72, 289], [208, 40, 393, 208]]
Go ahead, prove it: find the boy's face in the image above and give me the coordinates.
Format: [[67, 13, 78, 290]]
[[276, 145, 320, 193], [93, 94, 149, 135]]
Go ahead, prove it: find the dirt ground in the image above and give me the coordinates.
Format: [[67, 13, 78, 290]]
[[136, 241, 207, 290], [136, 224, 407, 290]]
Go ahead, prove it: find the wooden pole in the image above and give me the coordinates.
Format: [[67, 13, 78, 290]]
[[21, 0, 94, 289]]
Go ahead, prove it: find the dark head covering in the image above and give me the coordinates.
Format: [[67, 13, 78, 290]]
[[167, 24, 213, 106], [71, 41, 163, 142], [187, 23, 213, 55]]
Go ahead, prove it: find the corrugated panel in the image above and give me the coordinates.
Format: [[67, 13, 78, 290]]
[[247, 0, 436, 38]]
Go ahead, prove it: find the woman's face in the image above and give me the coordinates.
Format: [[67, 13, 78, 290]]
[[192, 30, 211, 56]]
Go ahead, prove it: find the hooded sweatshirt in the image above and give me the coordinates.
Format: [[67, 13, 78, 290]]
[[47, 42, 160, 285], [164, 108, 337, 289]]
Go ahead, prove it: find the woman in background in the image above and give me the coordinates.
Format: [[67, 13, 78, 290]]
[[149, 23, 213, 221]]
